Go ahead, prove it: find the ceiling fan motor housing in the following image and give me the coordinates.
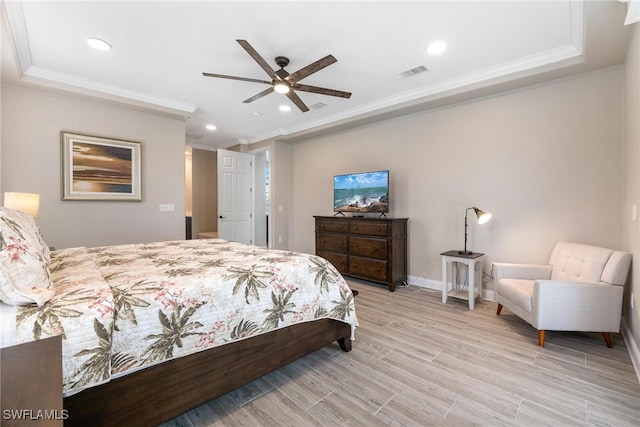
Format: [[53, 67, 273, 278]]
[[275, 56, 290, 69]]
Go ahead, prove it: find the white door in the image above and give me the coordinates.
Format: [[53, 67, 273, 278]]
[[217, 149, 253, 244]]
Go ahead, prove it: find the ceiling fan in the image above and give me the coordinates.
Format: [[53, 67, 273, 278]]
[[203, 40, 351, 112]]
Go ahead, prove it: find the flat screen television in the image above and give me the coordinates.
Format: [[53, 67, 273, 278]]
[[333, 170, 389, 214]]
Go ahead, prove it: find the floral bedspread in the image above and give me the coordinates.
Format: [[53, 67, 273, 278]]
[[3, 239, 358, 396]]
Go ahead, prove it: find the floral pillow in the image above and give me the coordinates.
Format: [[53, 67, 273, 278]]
[[0, 207, 53, 306]]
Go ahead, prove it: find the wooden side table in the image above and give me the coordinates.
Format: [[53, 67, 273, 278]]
[[441, 250, 485, 310]]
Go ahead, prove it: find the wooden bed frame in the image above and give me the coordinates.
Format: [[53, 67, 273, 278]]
[[63, 318, 352, 426]]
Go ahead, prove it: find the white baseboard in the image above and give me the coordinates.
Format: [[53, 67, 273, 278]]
[[408, 275, 495, 301], [407, 275, 441, 291], [621, 318, 640, 385]]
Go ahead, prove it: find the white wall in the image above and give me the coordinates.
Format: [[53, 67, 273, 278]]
[[287, 67, 625, 292], [623, 23, 640, 364], [1, 85, 186, 249]]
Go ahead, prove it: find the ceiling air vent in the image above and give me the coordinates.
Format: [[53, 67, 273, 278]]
[[310, 102, 328, 110], [398, 65, 429, 79], [186, 132, 203, 140]]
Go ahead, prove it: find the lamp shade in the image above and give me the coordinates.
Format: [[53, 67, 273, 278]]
[[475, 208, 492, 224], [3, 192, 40, 217]]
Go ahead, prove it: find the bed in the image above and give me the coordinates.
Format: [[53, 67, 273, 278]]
[[0, 207, 358, 426]]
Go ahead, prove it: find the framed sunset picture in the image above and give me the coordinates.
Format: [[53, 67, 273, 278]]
[[61, 132, 141, 201]]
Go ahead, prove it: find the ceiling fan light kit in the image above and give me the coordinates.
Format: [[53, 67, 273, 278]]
[[203, 39, 351, 112], [273, 82, 290, 94]]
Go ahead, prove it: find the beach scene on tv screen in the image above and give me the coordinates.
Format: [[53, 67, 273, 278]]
[[334, 171, 389, 213]]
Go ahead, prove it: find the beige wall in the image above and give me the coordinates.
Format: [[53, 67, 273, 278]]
[[623, 24, 640, 360], [1, 85, 186, 249], [271, 140, 291, 250], [191, 148, 217, 237], [287, 67, 625, 292], [185, 148, 192, 216]]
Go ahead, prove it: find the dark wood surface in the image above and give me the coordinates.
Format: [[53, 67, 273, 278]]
[[1, 336, 63, 427], [315, 216, 408, 291], [63, 319, 352, 426]]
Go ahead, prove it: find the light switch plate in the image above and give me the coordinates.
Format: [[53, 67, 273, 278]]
[[159, 204, 175, 212]]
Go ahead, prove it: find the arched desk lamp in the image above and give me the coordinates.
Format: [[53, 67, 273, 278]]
[[458, 206, 491, 255]]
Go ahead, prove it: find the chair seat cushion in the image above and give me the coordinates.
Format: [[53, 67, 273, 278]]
[[497, 278, 534, 314]]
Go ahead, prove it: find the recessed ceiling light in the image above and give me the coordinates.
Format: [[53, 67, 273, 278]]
[[279, 105, 291, 112], [205, 124, 217, 131], [427, 41, 447, 55], [87, 37, 111, 51]]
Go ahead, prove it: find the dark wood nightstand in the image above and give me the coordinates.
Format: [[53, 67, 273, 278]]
[[1, 335, 64, 426]]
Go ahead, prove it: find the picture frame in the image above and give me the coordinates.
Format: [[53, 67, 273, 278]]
[[61, 132, 141, 201]]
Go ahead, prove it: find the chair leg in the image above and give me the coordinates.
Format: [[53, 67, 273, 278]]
[[496, 304, 503, 315], [602, 332, 613, 348], [538, 330, 545, 347]]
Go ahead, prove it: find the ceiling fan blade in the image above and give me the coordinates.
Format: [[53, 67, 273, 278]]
[[236, 39, 279, 81], [286, 55, 337, 82], [285, 90, 309, 112], [202, 72, 271, 85], [293, 83, 352, 99], [243, 87, 274, 103]]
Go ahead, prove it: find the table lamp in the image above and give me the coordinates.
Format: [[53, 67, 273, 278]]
[[3, 192, 40, 217], [459, 206, 491, 255]]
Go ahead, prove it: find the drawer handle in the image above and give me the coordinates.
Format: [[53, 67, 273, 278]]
[[354, 226, 358, 230], [377, 228, 381, 232], [354, 243, 358, 247], [353, 264, 358, 268], [321, 239, 325, 243], [339, 242, 343, 246], [377, 268, 381, 272], [339, 225, 343, 229], [376, 247, 380, 251]]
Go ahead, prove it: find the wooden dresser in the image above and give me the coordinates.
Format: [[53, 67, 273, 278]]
[[314, 216, 408, 291]]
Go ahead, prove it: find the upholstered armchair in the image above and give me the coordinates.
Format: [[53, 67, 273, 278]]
[[494, 241, 631, 347]]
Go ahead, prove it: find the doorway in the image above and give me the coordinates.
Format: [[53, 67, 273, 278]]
[[186, 146, 217, 239], [187, 145, 270, 247]]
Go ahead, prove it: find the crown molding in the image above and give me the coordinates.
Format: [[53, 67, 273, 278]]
[[253, 43, 583, 144], [21, 65, 196, 117], [251, 1, 585, 144], [4, 0, 586, 144], [3, 0, 196, 118]]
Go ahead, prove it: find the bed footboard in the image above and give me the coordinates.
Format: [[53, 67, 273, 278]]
[[63, 319, 352, 426]]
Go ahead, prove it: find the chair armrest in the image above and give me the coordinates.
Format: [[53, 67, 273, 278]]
[[493, 262, 552, 281], [532, 280, 623, 332]]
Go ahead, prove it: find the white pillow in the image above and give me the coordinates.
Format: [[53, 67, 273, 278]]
[[0, 207, 53, 306]]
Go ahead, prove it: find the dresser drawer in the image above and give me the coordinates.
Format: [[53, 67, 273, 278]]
[[317, 220, 349, 233], [316, 233, 348, 253], [349, 256, 388, 281], [349, 221, 388, 236], [318, 251, 348, 274], [349, 237, 387, 260]]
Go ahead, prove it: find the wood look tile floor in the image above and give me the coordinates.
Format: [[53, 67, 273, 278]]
[[161, 280, 640, 426]]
